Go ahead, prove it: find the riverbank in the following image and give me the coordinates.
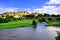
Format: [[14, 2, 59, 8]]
[[46, 20, 60, 26], [0, 19, 39, 29]]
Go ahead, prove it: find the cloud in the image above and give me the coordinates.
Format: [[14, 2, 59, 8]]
[[0, 7, 33, 14], [0, 7, 18, 13], [21, 8, 32, 13], [33, 6, 60, 15], [22, 8, 31, 11], [46, 0, 60, 4], [0, 6, 60, 15], [4, 8, 18, 12]]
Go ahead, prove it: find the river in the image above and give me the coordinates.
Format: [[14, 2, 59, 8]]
[[0, 22, 60, 40]]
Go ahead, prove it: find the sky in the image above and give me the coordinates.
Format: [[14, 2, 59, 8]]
[[0, 0, 60, 15]]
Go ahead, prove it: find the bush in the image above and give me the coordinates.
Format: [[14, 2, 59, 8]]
[[41, 18, 46, 22], [55, 31, 60, 40], [56, 18, 60, 20], [0, 17, 4, 23], [32, 19, 37, 27], [0, 17, 8, 23], [5, 15, 15, 22], [38, 18, 43, 22], [48, 18, 53, 21]]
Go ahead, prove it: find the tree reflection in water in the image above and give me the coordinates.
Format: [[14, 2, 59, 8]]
[[55, 31, 60, 40]]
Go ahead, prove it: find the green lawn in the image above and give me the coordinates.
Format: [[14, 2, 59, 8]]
[[0, 19, 39, 29], [46, 20, 60, 26]]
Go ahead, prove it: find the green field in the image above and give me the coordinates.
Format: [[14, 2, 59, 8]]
[[0, 19, 39, 29], [46, 20, 60, 26]]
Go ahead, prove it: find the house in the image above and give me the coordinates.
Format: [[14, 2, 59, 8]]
[[0, 14, 3, 17]]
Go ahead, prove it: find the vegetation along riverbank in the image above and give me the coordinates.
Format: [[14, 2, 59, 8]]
[[0, 19, 39, 29], [0, 12, 60, 29], [46, 20, 60, 26]]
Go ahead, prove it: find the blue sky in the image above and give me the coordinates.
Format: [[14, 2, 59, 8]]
[[0, 0, 48, 8], [0, 0, 60, 14]]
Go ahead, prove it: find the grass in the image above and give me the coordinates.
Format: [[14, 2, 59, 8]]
[[0, 19, 39, 29], [46, 20, 60, 26]]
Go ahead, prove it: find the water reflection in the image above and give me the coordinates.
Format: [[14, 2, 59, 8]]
[[32, 25, 37, 30], [0, 23, 60, 40]]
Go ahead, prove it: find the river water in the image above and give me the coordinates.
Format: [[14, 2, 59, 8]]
[[0, 22, 60, 40]]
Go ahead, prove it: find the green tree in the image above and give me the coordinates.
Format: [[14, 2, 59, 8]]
[[0, 17, 4, 23], [44, 13, 50, 17], [32, 19, 37, 27], [5, 15, 15, 22], [23, 14, 35, 19], [51, 14, 56, 17]]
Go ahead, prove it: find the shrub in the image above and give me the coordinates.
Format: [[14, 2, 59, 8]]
[[0, 17, 4, 23], [32, 19, 37, 27], [56, 18, 60, 20], [41, 18, 46, 22], [38, 18, 42, 22], [5, 15, 15, 22], [48, 18, 53, 21], [55, 31, 60, 40], [0, 17, 8, 23]]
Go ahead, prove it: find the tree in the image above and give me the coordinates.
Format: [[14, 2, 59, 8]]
[[38, 18, 43, 22], [5, 15, 15, 22], [32, 19, 37, 27], [0, 17, 8, 23], [0, 17, 4, 23], [48, 18, 53, 21], [51, 14, 56, 17], [41, 18, 46, 22], [44, 13, 50, 17], [23, 14, 35, 19], [56, 15, 60, 17], [37, 14, 43, 19]]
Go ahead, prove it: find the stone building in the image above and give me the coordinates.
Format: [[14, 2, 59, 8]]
[[0, 11, 30, 18]]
